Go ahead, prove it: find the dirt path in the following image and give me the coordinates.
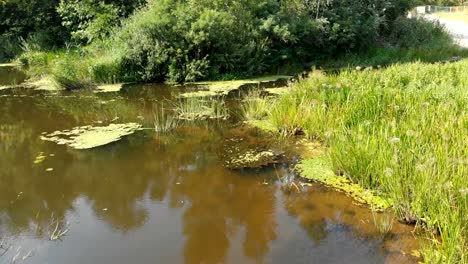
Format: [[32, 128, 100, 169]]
[[426, 14, 468, 48]]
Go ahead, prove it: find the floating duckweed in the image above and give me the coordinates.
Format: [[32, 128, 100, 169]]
[[180, 75, 291, 98], [40, 123, 142, 149], [296, 157, 393, 211]]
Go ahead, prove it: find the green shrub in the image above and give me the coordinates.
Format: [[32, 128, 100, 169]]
[[21, 0, 415, 85], [0, 36, 21, 62], [389, 17, 453, 48]]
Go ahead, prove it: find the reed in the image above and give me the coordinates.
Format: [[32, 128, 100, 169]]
[[243, 59, 468, 263]]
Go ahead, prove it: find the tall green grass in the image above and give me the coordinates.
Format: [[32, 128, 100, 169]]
[[244, 60, 468, 263]]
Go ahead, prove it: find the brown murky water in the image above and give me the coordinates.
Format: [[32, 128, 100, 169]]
[[0, 67, 420, 264]]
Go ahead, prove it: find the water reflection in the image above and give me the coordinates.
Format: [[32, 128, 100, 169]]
[[0, 85, 419, 264], [0, 66, 26, 86]]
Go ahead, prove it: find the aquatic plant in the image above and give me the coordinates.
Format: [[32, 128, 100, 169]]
[[153, 106, 179, 133], [243, 59, 468, 263], [241, 89, 271, 121], [40, 123, 142, 149], [372, 211, 394, 239], [175, 97, 229, 121]]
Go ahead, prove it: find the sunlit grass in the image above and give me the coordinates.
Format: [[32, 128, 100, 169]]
[[243, 59, 468, 263]]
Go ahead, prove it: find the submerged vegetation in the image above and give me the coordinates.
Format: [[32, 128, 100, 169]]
[[243, 59, 468, 263], [153, 106, 179, 133], [175, 97, 229, 121]]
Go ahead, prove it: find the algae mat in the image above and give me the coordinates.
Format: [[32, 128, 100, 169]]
[[40, 123, 142, 149], [180, 75, 291, 98], [296, 157, 393, 211]]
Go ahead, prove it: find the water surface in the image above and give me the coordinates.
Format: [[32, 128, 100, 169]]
[[0, 68, 420, 264]]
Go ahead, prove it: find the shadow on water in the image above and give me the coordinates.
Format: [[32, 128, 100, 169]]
[[0, 82, 420, 263]]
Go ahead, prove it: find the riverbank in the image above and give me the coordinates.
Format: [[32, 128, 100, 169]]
[[243, 59, 468, 263], [12, 14, 467, 91]]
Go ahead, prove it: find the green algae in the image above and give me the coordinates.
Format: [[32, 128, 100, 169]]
[[221, 128, 285, 169], [224, 149, 277, 169], [95, 83, 126, 93], [296, 156, 393, 211], [180, 75, 291, 98], [264, 87, 291, 95], [245, 120, 277, 133], [40, 123, 142, 149]]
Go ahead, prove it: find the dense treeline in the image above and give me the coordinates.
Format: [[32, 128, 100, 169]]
[[0, 0, 144, 61], [8, 0, 422, 85], [2, 0, 466, 86]]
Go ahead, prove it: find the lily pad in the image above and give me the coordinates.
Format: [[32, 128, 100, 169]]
[[40, 123, 142, 149]]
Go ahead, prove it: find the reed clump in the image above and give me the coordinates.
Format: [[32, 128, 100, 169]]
[[243, 59, 468, 263]]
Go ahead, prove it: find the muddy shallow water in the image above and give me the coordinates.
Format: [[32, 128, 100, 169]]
[[0, 67, 420, 264]]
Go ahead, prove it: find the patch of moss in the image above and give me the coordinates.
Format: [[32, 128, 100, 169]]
[[296, 156, 393, 211], [181, 75, 291, 98], [40, 123, 142, 149]]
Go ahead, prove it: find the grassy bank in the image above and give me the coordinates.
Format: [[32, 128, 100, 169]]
[[243, 60, 468, 263]]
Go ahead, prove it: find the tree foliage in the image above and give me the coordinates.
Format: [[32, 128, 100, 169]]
[[112, 0, 412, 82]]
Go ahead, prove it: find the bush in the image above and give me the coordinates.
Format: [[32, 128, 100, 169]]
[[98, 0, 414, 82], [0, 36, 21, 62], [389, 17, 453, 48], [21, 0, 415, 86]]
